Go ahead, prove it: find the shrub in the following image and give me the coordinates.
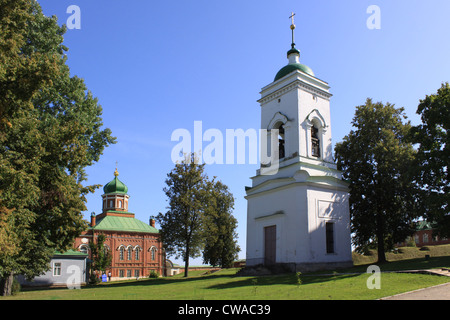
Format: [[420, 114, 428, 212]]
[[148, 270, 159, 278], [89, 273, 100, 285], [296, 272, 302, 287]]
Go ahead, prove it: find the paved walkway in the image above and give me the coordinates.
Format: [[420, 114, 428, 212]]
[[380, 268, 450, 300], [380, 282, 450, 300]]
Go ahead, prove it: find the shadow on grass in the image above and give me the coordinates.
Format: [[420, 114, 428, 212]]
[[20, 255, 450, 295], [21, 273, 229, 293], [20, 271, 359, 295], [206, 272, 361, 290], [347, 255, 450, 273]]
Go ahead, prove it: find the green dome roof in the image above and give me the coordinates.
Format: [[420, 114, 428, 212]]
[[274, 63, 314, 81], [103, 170, 128, 194]]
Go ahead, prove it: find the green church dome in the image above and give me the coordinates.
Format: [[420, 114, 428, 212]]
[[103, 169, 128, 194], [274, 62, 315, 81]]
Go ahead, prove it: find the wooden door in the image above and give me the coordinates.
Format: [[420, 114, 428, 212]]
[[264, 225, 276, 265]]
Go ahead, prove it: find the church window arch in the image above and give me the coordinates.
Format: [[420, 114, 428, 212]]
[[149, 246, 157, 261], [127, 246, 132, 260], [135, 247, 141, 260], [275, 122, 285, 159], [119, 246, 125, 260], [311, 123, 320, 158], [306, 109, 327, 159], [268, 112, 289, 160]]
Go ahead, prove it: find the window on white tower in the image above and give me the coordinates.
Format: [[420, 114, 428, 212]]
[[326, 222, 335, 254], [277, 123, 285, 159], [311, 125, 320, 158]]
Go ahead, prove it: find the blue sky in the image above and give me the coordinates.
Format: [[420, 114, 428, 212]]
[[38, 0, 450, 265]]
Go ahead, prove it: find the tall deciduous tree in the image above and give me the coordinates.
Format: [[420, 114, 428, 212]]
[[0, 0, 61, 127], [89, 233, 112, 283], [202, 180, 240, 268], [335, 99, 418, 263], [157, 154, 208, 277], [0, 0, 115, 295], [0, 0, 61, 275], [410, 83, 450, 237], [157, 154, 239, 276]]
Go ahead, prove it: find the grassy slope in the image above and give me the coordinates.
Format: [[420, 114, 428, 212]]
[[352, 244, 450, 266]]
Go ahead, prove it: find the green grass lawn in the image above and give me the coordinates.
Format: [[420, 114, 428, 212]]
[[4, 245, 450, 300], [4, 264, 450, 300]]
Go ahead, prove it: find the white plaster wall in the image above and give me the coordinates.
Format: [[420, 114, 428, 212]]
[[246, 183, 352, 266], [306, 187, 352, 264], [246, 184, 308, 265]]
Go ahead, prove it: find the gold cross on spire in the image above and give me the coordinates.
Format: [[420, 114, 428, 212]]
[[289, 12, 296, 47], [114, 161, 119, 176], [289, 12, 296, 27]]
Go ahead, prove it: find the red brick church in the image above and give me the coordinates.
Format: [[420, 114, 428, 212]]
[[73, 169, 165, 280]]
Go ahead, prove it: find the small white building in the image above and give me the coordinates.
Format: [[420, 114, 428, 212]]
[[245, 18, 352, 272], [165, 260, 182, 276], [16, 250, 89, 287]]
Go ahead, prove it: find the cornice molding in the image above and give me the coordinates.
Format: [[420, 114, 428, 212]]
[[258, 78, 332, 106]]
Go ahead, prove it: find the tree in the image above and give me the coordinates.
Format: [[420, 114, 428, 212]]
[[89, 233, 112, 283], [410, 83, 450, 237], [0, 0, 61, 128], [335, 99, 418, 263], [0, 1, 115, 295], [0, 0, 62, 277], [202, 180, 240, 268], [157, 154, 209, 277]]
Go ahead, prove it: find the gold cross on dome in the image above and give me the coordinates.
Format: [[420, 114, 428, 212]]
[[289, 12, 296, 25], [289, 12, 296, 46], [114, 161, 119, 176]]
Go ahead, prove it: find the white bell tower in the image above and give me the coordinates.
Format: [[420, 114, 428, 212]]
[[245, 14, 352, 272]]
